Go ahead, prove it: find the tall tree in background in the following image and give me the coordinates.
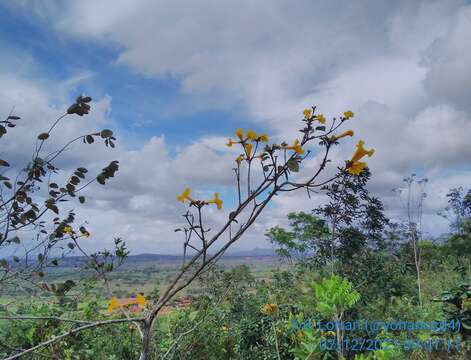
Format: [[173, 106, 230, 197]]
[[267, 168, 389, 281], [314, 168, 388, 273], [392, 174, 427, 307], [265, 212, 329, 266], [438, 187, 471, 257]]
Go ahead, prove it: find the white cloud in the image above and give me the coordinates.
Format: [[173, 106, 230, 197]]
[[3, 0, 471, 253]]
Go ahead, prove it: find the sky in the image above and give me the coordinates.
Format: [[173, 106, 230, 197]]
[[1, 0, 470, 255]]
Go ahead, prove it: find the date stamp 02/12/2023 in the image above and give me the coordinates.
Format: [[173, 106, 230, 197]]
[[291, 319, 462, 353]]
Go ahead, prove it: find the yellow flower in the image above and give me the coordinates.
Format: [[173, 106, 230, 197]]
[[244, 143, 253, 157], [303, 108, 312, 119], [283, 139, 304, 155], [344, 110, 354, 119], [63, 225, 73, 235], [350, 140, 374, 163], [261, 303, 278, 315], [235, 128, 244, 140], [226, 139, 234, 147], [177, 187, 194, 203], [136, 293, 146, 308], [347, 140, 374, 175], [315, 114, 326, 124], [246, 129, 257, 141], [258, 134, 269, 142], [330, 130, 354, 142], [235, 154, 244, 164], [206, 192, 223, 210], [108, 297, 119, 315], [347, 161, 367, 175]]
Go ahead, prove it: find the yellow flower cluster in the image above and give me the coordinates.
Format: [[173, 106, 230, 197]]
[[177, 188, 223, 210], [304, 108, 354, 122], [281, 139, 304, 155], [302, 108, 326, 124], [261, 303, 278, 315], [227, 128, 269, 145], [347, 140, 375, 175], [108, 293, 146, 315], [226, 128, 269, 164]]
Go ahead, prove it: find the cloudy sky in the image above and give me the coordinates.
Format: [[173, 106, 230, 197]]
[[1, 1, 470, 255]]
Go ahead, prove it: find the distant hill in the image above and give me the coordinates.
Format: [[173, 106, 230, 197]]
[[21, 248, 279, 268]]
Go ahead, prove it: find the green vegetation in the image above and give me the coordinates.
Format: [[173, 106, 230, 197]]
[[1, 102, 470, 359]]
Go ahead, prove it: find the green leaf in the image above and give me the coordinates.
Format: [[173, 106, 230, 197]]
[[74, 171, 85, 179], [104, 263, 113, 272], [37, 133, 50, 140], [86, 135, 94, 144], [9, 236, 20, 244], [100, 129, 113, 138], [0, 259, 8, 268], [3, 181, 12, 189], [287, 159, 300, 172], [96, 174, 106, 185], [78, 196, 85, 204], [188, 310, 199, 321], [46, 203, 59, 214]]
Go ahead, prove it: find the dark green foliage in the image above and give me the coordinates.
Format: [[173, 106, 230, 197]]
[[266, 212, 329, 264]]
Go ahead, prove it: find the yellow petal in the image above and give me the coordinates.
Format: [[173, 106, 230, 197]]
[[331, 130, 354, 141], [347, 161, 367, 175], [108, 297, 119, 314], [136, 293, 146, 307], [316, 114, 326, 124], [303, 108, 312, 119], [235, 128, 244, 140], [246, 129, 257, 141], [213, 192, 223, 210], [63, 225, 73, 234], [350, 141, 374, 163], [344, 110, 354, 119], [177, 187, 192, 203], [258, 134, 269, 142], [244, 143, 253, 157]]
